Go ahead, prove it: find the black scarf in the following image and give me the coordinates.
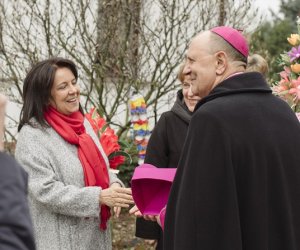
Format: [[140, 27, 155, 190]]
[[171, 90, 194, 124]]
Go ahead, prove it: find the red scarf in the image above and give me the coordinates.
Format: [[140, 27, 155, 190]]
[[44, 106, 111, 230]]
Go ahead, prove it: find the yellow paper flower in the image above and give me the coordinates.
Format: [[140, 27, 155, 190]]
[[287, 34, 300, 46], [291, 63, 300, 73]]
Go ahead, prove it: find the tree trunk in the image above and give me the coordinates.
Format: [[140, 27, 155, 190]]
[[96, 0, 141, 80], [218, 0, 226, 26]]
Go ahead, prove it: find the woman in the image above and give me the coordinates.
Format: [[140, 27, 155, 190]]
[[15, 58, 134, 250], [135, 66, 201, 249], [246, 54, 269, 78]]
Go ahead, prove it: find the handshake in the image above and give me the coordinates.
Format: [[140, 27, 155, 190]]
[[100, 182, 134, 218], [98, 182, 166, 228], [129, 205, 166, 229]]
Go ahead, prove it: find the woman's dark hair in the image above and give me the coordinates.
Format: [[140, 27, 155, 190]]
[[18, 57, 81, 131]]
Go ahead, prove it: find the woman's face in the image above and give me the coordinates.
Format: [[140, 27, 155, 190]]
[[49, 67, 80, 115], [182, 76, 201, 112]]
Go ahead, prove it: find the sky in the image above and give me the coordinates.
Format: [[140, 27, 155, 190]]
[[257, 0, 280, 11], [255, 0, 281, 21]]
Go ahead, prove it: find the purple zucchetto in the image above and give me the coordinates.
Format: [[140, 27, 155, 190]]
[[210, 26, 249, 58]]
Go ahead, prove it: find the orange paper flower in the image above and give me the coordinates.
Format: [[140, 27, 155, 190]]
[[291, 63, 300, 73], [287, 34, 300, 46]]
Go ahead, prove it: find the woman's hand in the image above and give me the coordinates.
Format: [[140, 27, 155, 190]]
[[129, 205, 142, 217], [113, 206, 121, 218], [110, 182, 122, 217], [99, 184, 134, 208], [110, 183, 125, 218]]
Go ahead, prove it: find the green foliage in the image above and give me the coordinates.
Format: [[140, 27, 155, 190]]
[[116, 138, 139, 187], [279, 0, 300, 20], [249, 0, 300, 84], [250, 20, 294, 83]]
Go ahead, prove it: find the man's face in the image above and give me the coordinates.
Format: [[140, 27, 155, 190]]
[[183, 32, 217, 98]]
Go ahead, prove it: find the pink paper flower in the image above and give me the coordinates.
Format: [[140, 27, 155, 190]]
[[288, 46, 300, 62]]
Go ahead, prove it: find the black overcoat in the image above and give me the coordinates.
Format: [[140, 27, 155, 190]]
[[136, 90, 192, 248], [164, 72, 300, 250], [0, 152, 36, 250]]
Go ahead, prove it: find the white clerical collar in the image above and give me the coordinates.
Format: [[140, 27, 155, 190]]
[[225, 71, 244, 80]]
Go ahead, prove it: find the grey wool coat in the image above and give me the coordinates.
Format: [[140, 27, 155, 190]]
[[15, 118, 122, 250]]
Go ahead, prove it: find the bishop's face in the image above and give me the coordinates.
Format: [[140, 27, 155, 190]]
[[183, 32, 218, 99]]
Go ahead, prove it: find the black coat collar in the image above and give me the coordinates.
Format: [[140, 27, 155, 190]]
[[194, 72, 272, 111]]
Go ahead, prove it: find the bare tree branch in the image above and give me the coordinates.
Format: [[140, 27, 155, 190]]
[[0, 0, 260, 139]]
